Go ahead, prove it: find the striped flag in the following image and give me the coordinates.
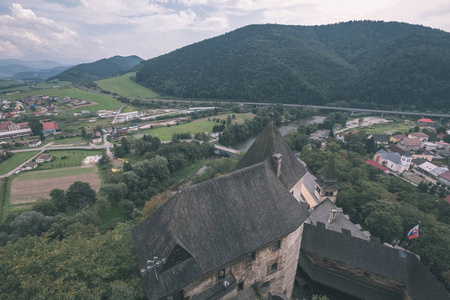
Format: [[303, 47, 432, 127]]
[[407, 224, 419, 240]]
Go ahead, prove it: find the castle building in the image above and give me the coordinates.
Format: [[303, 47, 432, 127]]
[[132, 123, 448, 300]]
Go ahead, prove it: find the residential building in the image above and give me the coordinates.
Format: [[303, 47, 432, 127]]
[[369, 134, 389, 145], [418, 118, 433, 124], [35, 153, 52, 163], [390, 134, 407, 143], [422, 142, 437, 151], [374, 150, 411, 173], [408, 132, 429, 143], [29, 140, 41, 148], [412, 150, 434, 162], [387, 144, 406, 155], [398, 138, 422, 151], [436, 141, 450, 151], [41, 121, 59, 135]]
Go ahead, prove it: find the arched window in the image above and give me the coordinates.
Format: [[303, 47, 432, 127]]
[[325, 192, 329, 196], [329, 192, 333, 196]]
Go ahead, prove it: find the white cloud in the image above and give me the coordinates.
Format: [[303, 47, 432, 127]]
[[0, 3, 98, 59]]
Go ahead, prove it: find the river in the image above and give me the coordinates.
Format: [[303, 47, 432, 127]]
[[231, 115, 326, 151]]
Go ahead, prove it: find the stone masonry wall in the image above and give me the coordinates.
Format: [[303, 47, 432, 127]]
[[183, 225, 304, 299]]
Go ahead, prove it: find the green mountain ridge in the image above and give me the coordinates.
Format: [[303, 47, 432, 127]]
[[50, 55, 144, 84], [135, 21, 450, 110]]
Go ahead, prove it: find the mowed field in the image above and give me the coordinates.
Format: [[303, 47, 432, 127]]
[[10, 166, 101, 205], [95, 72, 160, 98], [1, 86, 123, 113]]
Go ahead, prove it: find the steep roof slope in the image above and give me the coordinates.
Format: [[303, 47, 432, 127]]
[[132, 159, 310, 299], [236, 122, 307, 189]]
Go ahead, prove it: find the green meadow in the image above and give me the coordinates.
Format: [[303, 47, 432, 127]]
[[38, 149, 104, 169], [1, 86, 123, 112], [95, 72, 160, 99], [0, 151, 39, 174], [134, 120, 218, 141], [15, 165, 98, 181]]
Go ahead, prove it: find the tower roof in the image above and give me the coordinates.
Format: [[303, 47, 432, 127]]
[[321, 155, 336, 182], [236, 122, 308, 189]]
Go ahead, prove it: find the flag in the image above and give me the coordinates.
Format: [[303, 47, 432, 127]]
[[407, 224, 419, 240]]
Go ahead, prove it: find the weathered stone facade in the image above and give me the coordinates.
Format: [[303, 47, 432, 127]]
[[182, 225, 304, 299]]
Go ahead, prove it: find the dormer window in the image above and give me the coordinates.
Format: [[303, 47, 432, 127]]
[[246, 251, 256, 263], [272, 240, 281, 251]]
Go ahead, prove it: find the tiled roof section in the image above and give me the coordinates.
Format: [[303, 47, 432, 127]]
[[132, 159, 310, 300], [42, 121, 59, 130], [391, 134, 407, 140], [377, 149, 402, 164], [0, 121, 12, 130], [387, 144, 406, 155], [418, 118, 433, 123], [372, 134, 389, 142], [301, 224, 449, 300], [412, 158, 428, 166], [402, 138, 422, 146], [366, 159, 388, 172], [409, 132, 429, 138], [236, 123, 307, 189], [306, 199, 370, 241], [439, 171, 450, 181]]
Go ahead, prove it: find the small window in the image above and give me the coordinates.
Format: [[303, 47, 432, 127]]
[[260, 281, 270, 292], [272, 240, 281, 251], [329, 191, 333, 196], [246, 251, 256, 263], [238, 282, 244, 291], [218, 269, 225, 282], [270, 262, 278, 273]]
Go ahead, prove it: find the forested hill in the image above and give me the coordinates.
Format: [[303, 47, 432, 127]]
[[135, 21, 450, 110], [50, 55, 143, 84]]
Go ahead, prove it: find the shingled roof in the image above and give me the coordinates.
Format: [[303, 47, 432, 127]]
[[132, 159, 310, 300], [236, 123, 308, 189], [300, 223, 449, 300]]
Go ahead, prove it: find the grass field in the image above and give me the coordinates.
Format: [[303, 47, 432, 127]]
[[10, 166, 101, 205], [52, 136, 90, 145], [15, 165, 98, 181], [95, 72, 160, 98], [0, 151, 40, 174], [36, 81, 71, 88], [1, 86, 123, 112], [38, 149, 104, 169], [135, 120, 218, 141], [359, 121, 412, 135]]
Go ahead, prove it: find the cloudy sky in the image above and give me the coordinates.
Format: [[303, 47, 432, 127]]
[[1, 0, 450, 64]]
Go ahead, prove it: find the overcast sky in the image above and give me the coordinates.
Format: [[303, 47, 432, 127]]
[[1, 0, 450, 64]]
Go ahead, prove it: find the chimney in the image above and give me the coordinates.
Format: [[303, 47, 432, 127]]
[[271, 153, 282, 178], [328, 209, 337, 223]]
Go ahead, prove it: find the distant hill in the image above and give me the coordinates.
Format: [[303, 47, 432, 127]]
[[11, 66, 71, 80], [135, 21, 450, 110], [50, 55, 144, 84], [0, 59, 70, 78]]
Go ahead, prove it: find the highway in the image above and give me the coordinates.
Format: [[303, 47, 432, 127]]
[[241, 102, 450, 118]]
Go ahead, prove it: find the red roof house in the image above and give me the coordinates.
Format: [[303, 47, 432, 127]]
[[366, 159, 389, 173], [418, 118, 433, 124]]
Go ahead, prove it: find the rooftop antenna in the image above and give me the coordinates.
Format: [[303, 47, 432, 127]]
[[140, 256, 167, 281]]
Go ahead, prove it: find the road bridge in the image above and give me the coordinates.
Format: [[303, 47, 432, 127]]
[[214, 144, 240, 156]]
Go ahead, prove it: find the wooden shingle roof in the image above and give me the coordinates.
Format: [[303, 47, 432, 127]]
[[236, 123, 308, 189], [132, 159, 310, 299]]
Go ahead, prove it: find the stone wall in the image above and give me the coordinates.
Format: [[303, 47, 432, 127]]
[[290, 178, 303, 203], [183, 225, 304, 299]]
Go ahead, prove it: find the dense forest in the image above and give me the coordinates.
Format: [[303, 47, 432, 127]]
[[135, 21, 450, 111], [50, 55, 143, 84]]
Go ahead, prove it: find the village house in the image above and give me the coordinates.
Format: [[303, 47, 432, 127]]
[[132, 123, 448, 300], [91, 131, 102, 144], [29, 140, 42, 148], [390, 134, 407, 143], [412, 150, 434, 162], [436, 141, 450, 151], [24, 162, 37, 170], [35, 153, 52, 163], [439, 171, 450, 186], [40, 120, 59, 135], [398, 138, 422, 151], [422, 142, 437, 151], [0, 121, 32, 140], [369, 134, 389, 145], [408, 132, 429, 143], [437, 133, 446, 140], [373, 150, 412, 173]]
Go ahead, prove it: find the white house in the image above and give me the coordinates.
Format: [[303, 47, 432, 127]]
[[373, 150, 411, 173]]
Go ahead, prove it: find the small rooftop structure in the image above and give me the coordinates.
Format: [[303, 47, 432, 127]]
[[418, 118, 433, 123]]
